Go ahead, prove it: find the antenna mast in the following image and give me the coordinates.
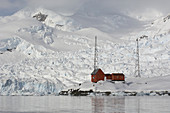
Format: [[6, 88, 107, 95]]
[[94, 36, 98, 70], [135, 38, 140, 77]]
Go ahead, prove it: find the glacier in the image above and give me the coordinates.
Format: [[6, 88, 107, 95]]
[[0, 7, 169, 95]]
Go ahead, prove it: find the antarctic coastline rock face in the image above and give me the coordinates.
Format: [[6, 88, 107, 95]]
[[33, 12, 48, 22]]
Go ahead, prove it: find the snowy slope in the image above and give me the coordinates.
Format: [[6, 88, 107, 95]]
[[63, 75, 170, 93], [0, 8, 169, 95]]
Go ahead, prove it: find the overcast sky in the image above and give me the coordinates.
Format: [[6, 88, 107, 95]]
[[0, 0, 170, 16]]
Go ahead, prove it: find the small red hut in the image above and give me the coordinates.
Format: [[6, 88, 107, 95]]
[[91, 68, 105, 83], [111, 73, 125, 81], [91, 70, 125, 82]]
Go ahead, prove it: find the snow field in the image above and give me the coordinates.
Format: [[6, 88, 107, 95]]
[[0, 8, 169, 95]]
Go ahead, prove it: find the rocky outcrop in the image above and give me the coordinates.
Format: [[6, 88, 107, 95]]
[[33, 12, 48, 22]]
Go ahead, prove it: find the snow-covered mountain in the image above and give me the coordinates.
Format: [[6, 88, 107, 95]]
[[0, 8, 169, 95]]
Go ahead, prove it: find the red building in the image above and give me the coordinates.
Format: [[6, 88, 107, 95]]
[[91, 68, 105, 83], [105, 74, 112, 80], [91, 69, 125, 83], [111, 73, 125, 81]]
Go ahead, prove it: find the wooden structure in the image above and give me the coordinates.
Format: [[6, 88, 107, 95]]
[[105, 74, 112, 80], [91, 68, 105, 83], [91, 70, 125, 83], [111, 73, 125, 81]]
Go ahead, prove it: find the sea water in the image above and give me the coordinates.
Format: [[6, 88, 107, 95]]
[[0, 96, 170, 113]]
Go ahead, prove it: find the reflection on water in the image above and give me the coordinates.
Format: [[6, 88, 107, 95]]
[[92, 97, 125, 113], [0, 96, 170, 113]]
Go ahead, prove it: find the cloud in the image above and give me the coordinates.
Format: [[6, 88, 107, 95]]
[[25, 0, 86, 13], [80, 0, 170, 14], [0, 0, 26, 9], [0, 0, 26, 16], [0, 0, 170, 16]]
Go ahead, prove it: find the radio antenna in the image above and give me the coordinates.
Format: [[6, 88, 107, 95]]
[[94, 36, 98, 70]]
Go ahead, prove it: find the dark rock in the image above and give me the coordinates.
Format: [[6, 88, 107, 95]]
[[7, 48, 12, 52], [4, 79, 13, 87], [33, 12, 48, 22], [104, 92, 111, 96]]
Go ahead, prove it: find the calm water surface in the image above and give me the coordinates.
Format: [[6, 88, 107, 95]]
[[0, 96, 170, 113]]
